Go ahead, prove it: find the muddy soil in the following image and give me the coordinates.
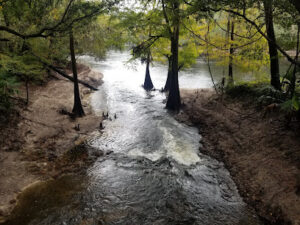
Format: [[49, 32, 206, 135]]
[[0, 64, 103, 222], [177, 89, 300, 225]]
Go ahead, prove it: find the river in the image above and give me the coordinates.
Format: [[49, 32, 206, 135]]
[[3, 51, 263, 225]]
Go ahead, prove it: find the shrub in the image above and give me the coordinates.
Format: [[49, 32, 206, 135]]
[[226, 82, 287, 106], [0, 70, 19, 119]]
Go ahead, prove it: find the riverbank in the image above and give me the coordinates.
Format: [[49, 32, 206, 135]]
[[177, 89, 300, 225], [0, 64, 103, 223]]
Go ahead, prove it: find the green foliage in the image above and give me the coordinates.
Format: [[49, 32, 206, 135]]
[[1, 0, 105, 38], [0, 0, 113, 62], [203, 11, 270, 73], [119, 5, 201, 69], [226, 83, 261, 98], [178, 40, 199, 69], [280, 95, 300, 113], [0, 53, 43, 113], [256, 86, 286, 101], [0, 0, 117, 114], [0, 53, 45, 82], [276, 26, 298, 50], [0, 70, 19, 112], [226, 82, 287, 105], [75, 15, 128, 59]]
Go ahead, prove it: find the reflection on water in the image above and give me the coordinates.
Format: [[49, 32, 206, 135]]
[[3, 51, 262, 225]]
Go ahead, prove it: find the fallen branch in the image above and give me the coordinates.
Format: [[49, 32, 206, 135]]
[[47, 63, 98, 91], [32, 53, 98, 91]]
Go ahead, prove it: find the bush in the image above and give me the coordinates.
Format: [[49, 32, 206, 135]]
[[281, 95, 299, 111], [226, 82, 270, 98], [226, 82, 300, 121], [226, 82, 287, 106], [0, 70, 19, 116], [226, 84, 258, 98]]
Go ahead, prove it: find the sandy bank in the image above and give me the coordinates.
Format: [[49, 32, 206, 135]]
[[177, 89, 300, 225], [0, 64, 103, 223]]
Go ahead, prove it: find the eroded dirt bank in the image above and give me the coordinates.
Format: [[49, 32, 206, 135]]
[[0, 64, 103, 223], [177, 89, 300, 225]]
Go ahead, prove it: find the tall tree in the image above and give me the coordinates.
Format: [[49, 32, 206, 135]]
[[69, 30, 84, 117], [228, 18, 234, 85], [121, 3, 199, 99], [263, 0, 281, 90], [162, 0, 181, 110]]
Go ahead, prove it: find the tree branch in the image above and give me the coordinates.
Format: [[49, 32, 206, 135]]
[[0, 0, 103, 40], [210, 14, 264, 40], [161, 0, 172, 36], [206, 7, 300, 66]]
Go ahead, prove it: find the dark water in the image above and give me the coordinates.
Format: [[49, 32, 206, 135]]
[[3, 51, 263, 225]]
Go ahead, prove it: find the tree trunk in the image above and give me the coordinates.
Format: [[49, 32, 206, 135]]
[[228, 20, 234, 85], [290, 24, 300, 97], [166, 1, 181, 111], [164, 55, 172, 91], [69, 31, 85, 117], [263, 0, 281, 90], [143, 52, 154, 90]]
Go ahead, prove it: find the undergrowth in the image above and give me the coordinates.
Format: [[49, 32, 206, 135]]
[[226, 82, 300, 119]]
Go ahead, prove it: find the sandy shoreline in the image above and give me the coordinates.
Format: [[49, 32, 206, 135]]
[[0, 64, 104, 223], [177, 89, 300, 225]]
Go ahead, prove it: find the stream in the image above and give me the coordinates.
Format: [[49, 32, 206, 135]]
[[3, 51, 262, 225]]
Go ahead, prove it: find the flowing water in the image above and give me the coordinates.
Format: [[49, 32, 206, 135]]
[[3, 51, 263, 225]]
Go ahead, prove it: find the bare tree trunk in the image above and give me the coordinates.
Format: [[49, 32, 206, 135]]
[[206, 23, 219, 94], [228, 20, 234, 85], [264, 0, 281, 90], [291, 24, 300, 97], [166, 1, 181, 111], [69, 31, 85, 117], [143, 52, 154, 90]]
